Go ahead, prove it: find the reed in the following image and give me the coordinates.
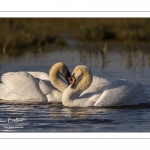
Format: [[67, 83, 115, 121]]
[[0, 18, 150, 51]]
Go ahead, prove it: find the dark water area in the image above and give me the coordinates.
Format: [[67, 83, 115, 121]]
[[0, 41, 150, 132]]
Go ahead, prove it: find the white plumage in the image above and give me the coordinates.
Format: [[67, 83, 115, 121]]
[[62, 66, 149, 107], [0, 72, 48, 102]]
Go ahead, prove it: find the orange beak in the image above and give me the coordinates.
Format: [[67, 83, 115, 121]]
[[71, 77, 76, 88]]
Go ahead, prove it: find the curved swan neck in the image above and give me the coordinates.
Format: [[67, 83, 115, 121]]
[[73, 67, 93, 93], [49, 63, 68, 92], [62, 66, 93, 107], [62, 85, 94, 107]]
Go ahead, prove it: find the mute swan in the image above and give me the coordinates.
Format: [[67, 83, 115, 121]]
[[62, 65, 149, 107], [0, 62, 71, 103], [28, 71, 110, 102]]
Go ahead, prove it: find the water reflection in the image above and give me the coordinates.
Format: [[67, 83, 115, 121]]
[[77, 42, 110, 70], [124, 50, 145, 72], [148, 57, 150, 67], [0, 42, 150, 78], [100, 42, 110, 69]]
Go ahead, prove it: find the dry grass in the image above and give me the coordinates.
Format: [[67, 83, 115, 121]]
[[0, 18, 150, 51]]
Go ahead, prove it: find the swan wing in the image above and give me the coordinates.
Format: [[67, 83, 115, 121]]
[[27, 71, 62, 102], [27, 71, 57, 90], [27, 71, 49, 81], [80, 75, 110, 96], [94, 79, 149, 107], [38, 80, 53, 95], [0, 72, 47, 102], [37, 79, 62, 102]]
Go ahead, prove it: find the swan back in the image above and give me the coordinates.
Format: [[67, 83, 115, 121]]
[[27, 71, 50, 81], [80, 75, 110, 96], [94, 79, 149, 107]]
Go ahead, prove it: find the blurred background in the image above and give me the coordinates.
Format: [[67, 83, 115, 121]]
[[1, 18, 150, 52], [0, 18, 150, 79]]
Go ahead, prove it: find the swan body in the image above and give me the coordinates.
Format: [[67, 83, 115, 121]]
[[62, 65, 149, 107], [0, 62, 70, 103]]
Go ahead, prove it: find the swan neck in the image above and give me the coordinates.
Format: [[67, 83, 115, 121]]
[[74, 69, 93, 93], [62, 68, 93, 107], [62, 86, 79, 106], [49, 67, 67, 92]]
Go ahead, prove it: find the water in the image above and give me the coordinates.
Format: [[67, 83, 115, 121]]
[[0, 42, 150, 132]]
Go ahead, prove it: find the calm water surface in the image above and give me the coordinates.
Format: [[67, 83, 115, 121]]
[[0, 42, 150, 132]]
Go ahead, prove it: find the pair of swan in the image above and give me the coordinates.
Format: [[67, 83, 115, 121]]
[[0, 62, 149, 107]]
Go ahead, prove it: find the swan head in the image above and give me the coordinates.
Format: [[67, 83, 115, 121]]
[[70, 65, 93, 92]]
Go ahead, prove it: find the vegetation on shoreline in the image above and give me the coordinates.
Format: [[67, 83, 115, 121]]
[[0, 18, 150, 52]]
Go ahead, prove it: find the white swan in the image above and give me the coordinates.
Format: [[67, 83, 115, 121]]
[[62, 65, 149, 107], [0, 62, 71, 103]]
